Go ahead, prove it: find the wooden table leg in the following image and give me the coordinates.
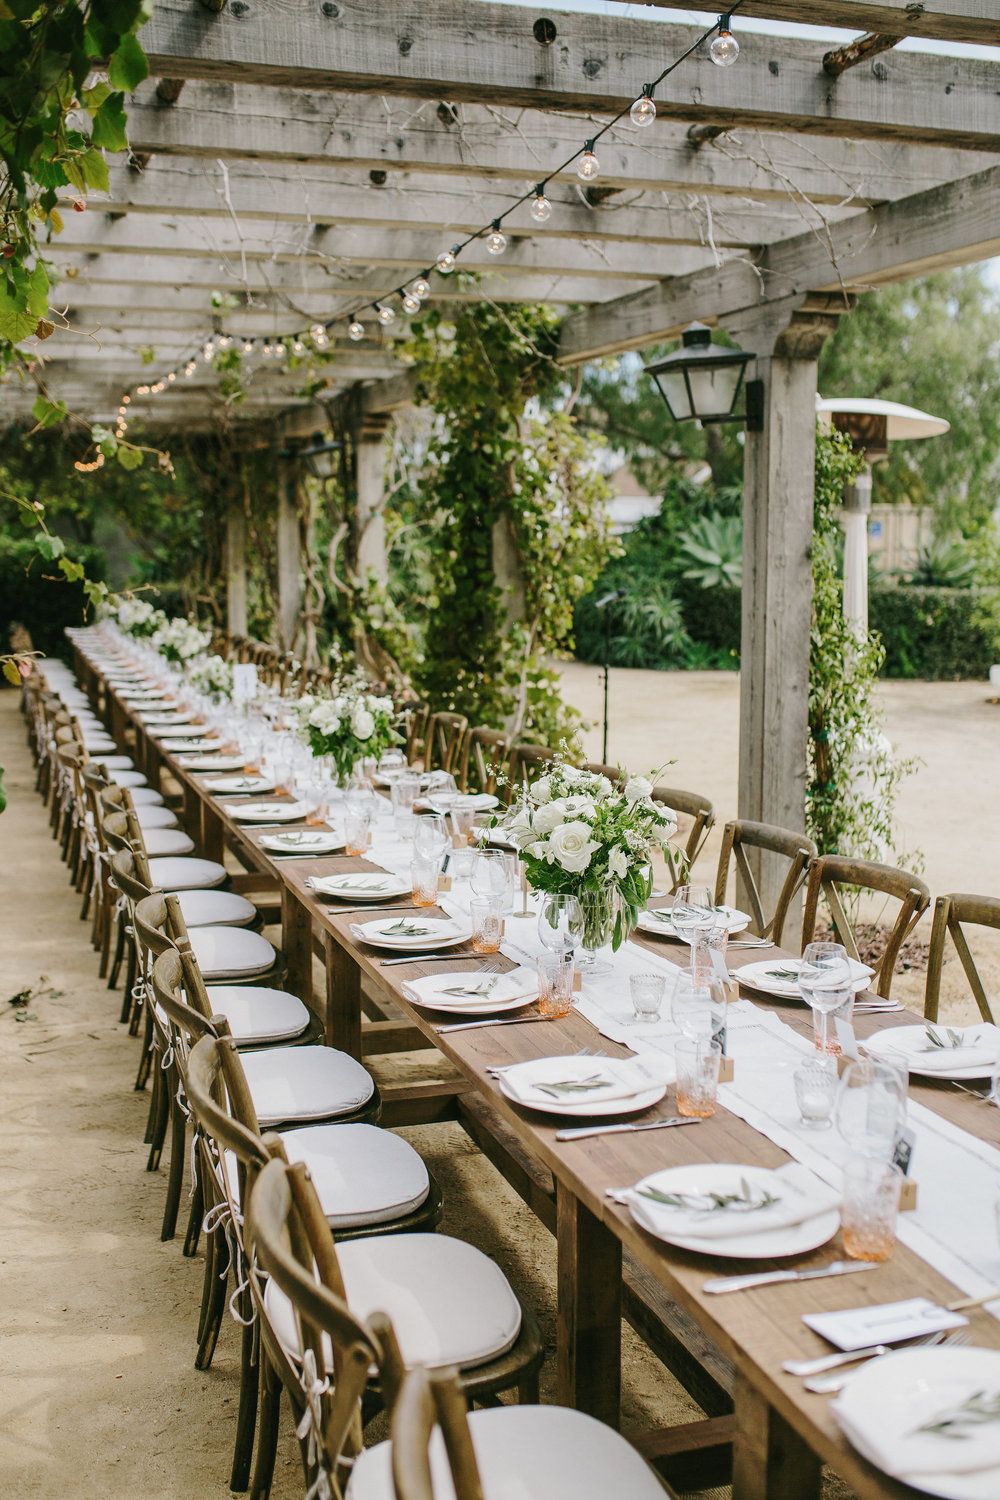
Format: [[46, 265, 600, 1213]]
[[146, 740, 162, 792], [324, 932, 362, 1058], [200, 798, 225, 863], [731, 1371, 821, 1500], [556, 1182, 622, 1427], [281, 886, 313, 1005]]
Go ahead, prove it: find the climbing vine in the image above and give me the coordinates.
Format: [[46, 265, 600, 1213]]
[[807, 424, 916, 862]]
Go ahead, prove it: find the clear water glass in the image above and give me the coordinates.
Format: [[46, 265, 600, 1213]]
[[793, 1058, 837, 1130], [538, 951, 574, 1018], [836, 1057, 908, 1160], [471, 848, 515, 908], [450, 799, 478, 847], [470, 896, 504, 954], [671, 973, 715, 1041], [411, 850, 442, 907], [344, 807, 372, 857], [675, 1039, 722, 1118], [841, 1158, 902, 1262], [630, 972, 666, 1022]]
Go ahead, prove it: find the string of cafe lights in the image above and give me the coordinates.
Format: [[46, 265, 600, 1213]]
[[110, 9, 745, 438]]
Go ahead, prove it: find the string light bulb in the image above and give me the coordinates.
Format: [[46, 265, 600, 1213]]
[[577, 141, 600, 182], [410, 275, 430, 300], [630, 84, 656, 127], [485, 219, 507, 256], [436, 246, 458, 275], [166, 371, 176, 382], [243, 340, 254, 353], [348, 319, 365, 341], [136, 384, 150, 396], [401, 290, 421, 315], [310, 323, 328, 347], [184, 361, 196, 377], [292, 338, 306, 355], [709, 15, 740, 66], [530, 185, 552, 223], [376, 302, 396, 325]]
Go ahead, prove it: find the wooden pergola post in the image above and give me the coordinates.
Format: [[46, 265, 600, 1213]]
[[225, 497, 248, 638], [276, 456, 301, 653], [354, 413, 390, 585]]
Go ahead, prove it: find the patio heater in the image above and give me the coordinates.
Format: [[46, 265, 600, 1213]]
[[593, 588, 625, 763], [816, 398, 949, 633]]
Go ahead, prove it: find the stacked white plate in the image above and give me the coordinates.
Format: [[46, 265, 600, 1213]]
[[308, 872, 409, 901], [732, 956, 873, 1000], [403, 967, 538, 1016], [497, 1054, 669, 1118], [636, 904, 750, 941], [229, 801, 309, 824], [865, 1023, 1000, 1081], [260, 829, 344, 855], [351, 915, 469, 951], [205, 774, 275, 796]]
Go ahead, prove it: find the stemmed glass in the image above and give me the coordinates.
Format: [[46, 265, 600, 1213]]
[[670, 884, 716, 944], [471, 848, 515, 909], [413, 812, 449, 860], [536, 893, 583, 960], [799, 941, 854, 1059]]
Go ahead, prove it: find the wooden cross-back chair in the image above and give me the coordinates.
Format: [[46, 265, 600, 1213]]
[[924, 893, 1000, 1023], [423, 710, 468, 776], [652, 785, 716, 893], [714, 819, 818, 945], [581, 760, 624, 785], [400, 700, 429, 765], [457, 726, 510, 798], [507, 742, 556, 797], [801, 854, 931, 1000]]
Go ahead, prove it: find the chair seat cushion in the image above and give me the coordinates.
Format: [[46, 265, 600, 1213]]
[[92, 754, 135, 771], [134, 805, 179, 831], [121, 782, 160, 802], [176, 890, 257, 928], [346, 1406, 665, 1500], [142, 828, 196, 857], [204, 984, 310, 1044], [148, 856, 227, 890], [239, 1047, 375, 1124], [189, 925, 276, 979], [265, 1233, 521, 1373]]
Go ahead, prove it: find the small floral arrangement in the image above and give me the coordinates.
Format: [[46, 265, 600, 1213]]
[[305, 684, 400, 784], [152, 616, 213, 664], [189, 654, 233, 700], [117, 598, 165, 638], [502, 761, 679, 950]]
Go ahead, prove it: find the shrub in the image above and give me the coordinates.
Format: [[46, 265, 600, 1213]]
[[870, 585, 1000, 679], [0, 536, 106, 661]]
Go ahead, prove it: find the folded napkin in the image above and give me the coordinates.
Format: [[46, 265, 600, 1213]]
[[503, 1055, 657, 1108], [404, 966, 537, 1008], [836, 1378, 1000, 1481], [872, 1023, 1000, 1075], [628, 1162, 840, 1243], [734, 956, 873, 997]]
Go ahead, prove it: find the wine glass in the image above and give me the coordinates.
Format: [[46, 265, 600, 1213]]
[[471, 848, 515, 907], [414, 812, 449, 859], [670, 884, 715, 944], [836, 1058, 908, 1161], [536, 893, 583, 958], [799, 941, 853, 1059]]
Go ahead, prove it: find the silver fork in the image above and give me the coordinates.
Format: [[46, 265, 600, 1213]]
[[802, 1330, 970, 1395]]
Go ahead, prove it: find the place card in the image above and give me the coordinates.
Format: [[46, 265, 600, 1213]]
[[232, 663, 259, 701], [835, 1018, 860, 1059], [438, 875, 453, 893], [718, 1057, 736, 1084], [803, 1297, 968, 1352]]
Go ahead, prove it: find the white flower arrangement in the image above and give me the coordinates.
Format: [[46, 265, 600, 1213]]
[[502, 760, 679, 950], [151, 616, 213, 664], [188, 653, 233, 700], [116, 598, 165, 638], [304, 683, 400, 784]]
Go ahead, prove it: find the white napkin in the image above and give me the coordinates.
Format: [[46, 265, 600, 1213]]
[[836, 1379, 1000, 1480], [404, 967, 537, 1008], [872, 1023, 1000, 1075], [502, 1055, 657, 1107], [628, 1162, 840, 1242], [733, 956, 873, 997], [309, 874, 398, 895]]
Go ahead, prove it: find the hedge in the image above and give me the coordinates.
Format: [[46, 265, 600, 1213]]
[[0, 535, 106, 662], [869, 585, 1000, 680]]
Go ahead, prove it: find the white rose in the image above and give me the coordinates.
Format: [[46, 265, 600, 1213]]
[[531, 800, 566, 836], [549, 820, 600, 875], [608, 845, 629, 881], [623, 776, 653, 803], [561, 795, 597, 821], [352, 707, 375, 740], [592, 776, 614, 801], [530, 775, 552, 805]]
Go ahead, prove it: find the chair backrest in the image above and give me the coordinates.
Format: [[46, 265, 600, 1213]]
[[581, 761, 625, 786], [714, 819, 818, 944], [424, 711, 469, 776], [652, 784, 716, 891], [801, 854, 930, 999], [389, 1365, 486, 1500], [507, 743, 555, 796], [151, 942, 218, 1046], [925, 893, 1000, 1023], [457, 726, 510, 797], [400, 701, 429, 765]]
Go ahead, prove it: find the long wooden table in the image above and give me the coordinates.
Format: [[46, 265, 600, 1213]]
[[82, 645, 1000, 1500]]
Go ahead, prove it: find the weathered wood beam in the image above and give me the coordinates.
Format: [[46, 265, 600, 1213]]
[[123, 81, 995, 207], [603, 0, 999, 47], [558, 160, 1000, 363], [823, 34, 903, 78], [139, 1, 1000, 151]]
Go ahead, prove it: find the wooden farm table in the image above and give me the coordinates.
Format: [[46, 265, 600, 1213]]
[[88, 651, 1000, 1500]]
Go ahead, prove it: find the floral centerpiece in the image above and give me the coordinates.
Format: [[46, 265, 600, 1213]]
[[502, 761, 679, 952], [189, 654, 233, 701], [152, 616, 213, 665], [304, 683, 400, 785], [116, 598, 165, 638]]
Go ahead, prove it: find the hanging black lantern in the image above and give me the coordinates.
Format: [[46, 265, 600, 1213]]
[[643, 322, 759, 428]]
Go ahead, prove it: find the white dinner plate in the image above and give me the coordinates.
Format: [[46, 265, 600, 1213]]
[[636, 904, 751, 941], [162, 739, 219, 753], [261, 829, 344, 854], [733, 956, 873, 1001], [403, 970, 538, 1016], [178, 755, 248, 771], [229, 801, 309, 823], [419, 792, 500, 814], [352, 916, 469, 951], [150, 721, 212, 737], [308, 872, 410, 901], [865, 1023, 1000, 1081], [205, 774, 275, 795], [833, 1347, 1000, 1499], [627, 1162, 839, 1259], [498, 1059, 667, 1118]]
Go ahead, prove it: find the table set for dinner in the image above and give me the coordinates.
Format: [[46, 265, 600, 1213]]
[[60, 621, 1000, 1500]]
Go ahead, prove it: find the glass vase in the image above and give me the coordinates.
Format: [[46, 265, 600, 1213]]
[[577, 887, 621, 976]]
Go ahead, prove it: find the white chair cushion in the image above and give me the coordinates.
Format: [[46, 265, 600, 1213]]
[[134, 805, 179, 831], [264, 1233, 521, 1373], [239, 1047, 375, 1123], [81, 736, 118, 751], [176, 890, 257, 928], [109, 770, 151, 791], [142, 828, 196, 857], [347, 1406, 665, 1500], [189, 925, 276, 979], [128, 787, 164, 806], [91, 754, 135, 770], [148, 856, 227, 890], [204, 984, 310, 1043]]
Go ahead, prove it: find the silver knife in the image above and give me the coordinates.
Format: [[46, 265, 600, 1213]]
[[436, 1014, 549, 1033], [704, 1260, 877, 1297], [380, 952, 481, 967], [556, 1116, 702, 1142]]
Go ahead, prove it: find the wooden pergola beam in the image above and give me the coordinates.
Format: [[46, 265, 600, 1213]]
[[822, 34, 903, 78], [122, 81, 996, 208], [558, 160, 1000, 363], [138, 1, 1000, 151], [602, 0, 998, 47]]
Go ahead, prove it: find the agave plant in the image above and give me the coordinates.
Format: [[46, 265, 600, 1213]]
[[677, 511, 743, 589], [910, 535, 977, 589]]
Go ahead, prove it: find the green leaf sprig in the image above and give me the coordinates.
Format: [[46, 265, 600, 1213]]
[[915, 1390, 1000, 1439], [638, 1178, 780, 1216]]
